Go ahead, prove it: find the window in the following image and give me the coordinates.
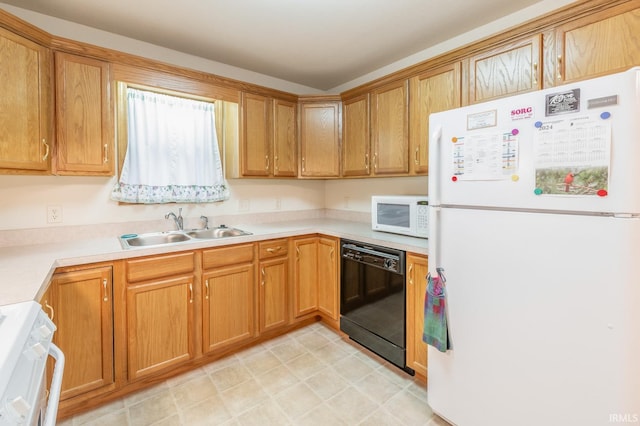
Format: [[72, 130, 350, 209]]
[[111, 87, 229, 204]]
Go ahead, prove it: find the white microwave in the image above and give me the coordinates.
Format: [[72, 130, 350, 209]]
[[371, 195, 429, 238]]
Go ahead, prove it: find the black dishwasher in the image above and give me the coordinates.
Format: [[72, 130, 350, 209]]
[[340, 239, 413, 374]]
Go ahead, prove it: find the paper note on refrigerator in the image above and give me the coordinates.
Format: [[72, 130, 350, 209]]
[[452, 132, 518, 180], [533, 115, 611, 196]]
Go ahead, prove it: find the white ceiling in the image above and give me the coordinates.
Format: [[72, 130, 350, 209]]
[[3, 0, 545, 91]]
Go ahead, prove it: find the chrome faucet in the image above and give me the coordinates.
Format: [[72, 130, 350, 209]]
[[200, 215, 209, 229], [165, 208, 184, 230]]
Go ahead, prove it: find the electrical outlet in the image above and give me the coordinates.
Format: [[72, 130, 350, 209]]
[[47, 206, 63, 223]]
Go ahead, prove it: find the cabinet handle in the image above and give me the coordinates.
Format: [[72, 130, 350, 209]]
[[102, 278, 108, 302], [261, 268, 265, 286], [365, 153, 369, 172], [557, 55, 563, 81], [296, 246, 300, 258], [266, 246, 281, 253], [44, 300, 54, 321], [301, 157, 306, 172], [189, 283, 193, 303], [414, 147, 419, 165], [329, 247, 334, 258], [274, 155, 279, 172], [265, 155, 270, 171], [532, 62, 538, 87], [408, 264, 414, 285], [41, 139, 49, 161], [373, 153, 378, 171], [103, 144, 109, 164], [205, 279, 209, 300]]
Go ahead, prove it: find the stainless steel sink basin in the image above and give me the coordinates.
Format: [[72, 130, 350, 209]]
[[120, 231, 192, 248], [119, 226, 251, 249], [186, 227, 251, 239]]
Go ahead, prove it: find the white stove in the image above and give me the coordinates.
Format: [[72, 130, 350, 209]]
[[0, 301, 64, 426]]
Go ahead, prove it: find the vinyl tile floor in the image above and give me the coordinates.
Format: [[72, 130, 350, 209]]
[[58, 322, 451, 426]]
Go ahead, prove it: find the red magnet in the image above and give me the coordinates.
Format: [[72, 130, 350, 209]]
[[452, 176, 458, 182], [597, 189, 608, 197]]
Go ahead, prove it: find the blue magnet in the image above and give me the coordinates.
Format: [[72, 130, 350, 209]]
[[535, 121, 543, 128], [600, 111, 611, 119]]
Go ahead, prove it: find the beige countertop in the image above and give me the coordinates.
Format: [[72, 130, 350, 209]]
[[0, 218, 428, 307]]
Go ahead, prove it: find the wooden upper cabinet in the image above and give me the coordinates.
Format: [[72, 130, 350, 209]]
[[0, 27, 52, 173], [409, 63, 461, 175], [241, 92, 271, 176], [239, 93, 297, 177], [342, 94, 370, 177], [467, 34, 542, 104], [553, 4, 640, 85], [299, 99, 341, 178], [371, 80, 409, 175], [272, 99, 297, 177], [54, 52, 113, 176]]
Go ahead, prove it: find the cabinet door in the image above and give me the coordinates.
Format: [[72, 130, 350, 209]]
[[0, 27, 52, 173], [272, 99, 297, 177], [409, 63, 461, 175], [467, 34, 542, 104], [292, 237, 318, 317], [241, 92, 271, 176], [406, 254, 428, 378], [54, 52, 113, 175], [342, 94, 370, 177], [317, 237, 339, 320], [203, 264, 255, 353], [259, 256, 289, 333], [127, 275, 194, 380], [300, 102, 340, 177], [554, 5, 640, 84], [371, 80, 409, 175], [51, 266, 114, 400]]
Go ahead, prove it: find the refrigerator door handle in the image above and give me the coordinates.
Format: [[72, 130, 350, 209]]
[[430, 125, 443, 206], [429, 205, 441, 277]]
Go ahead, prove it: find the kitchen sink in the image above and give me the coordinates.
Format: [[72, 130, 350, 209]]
[[185, 227, 251, 239], [119, 226, 252, 249]]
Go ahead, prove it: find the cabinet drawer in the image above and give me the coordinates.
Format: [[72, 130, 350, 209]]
[[258, 239, 288, 259], [203, 243, 254, 269], [126, 252, 195, 283]]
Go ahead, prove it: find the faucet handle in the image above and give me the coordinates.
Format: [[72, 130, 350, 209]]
[[200, 215, 209, 229]]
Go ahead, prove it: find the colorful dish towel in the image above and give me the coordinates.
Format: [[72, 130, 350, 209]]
[[423, 272, 450, 352]]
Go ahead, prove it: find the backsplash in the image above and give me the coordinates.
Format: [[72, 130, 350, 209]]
[[0, 209, 368, 247]]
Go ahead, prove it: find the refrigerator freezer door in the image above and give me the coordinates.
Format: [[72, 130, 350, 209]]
[[429, 67, 640, 215], [427, 207, 640, 426]]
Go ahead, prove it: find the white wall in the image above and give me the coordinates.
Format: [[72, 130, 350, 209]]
[[0, 174, 325, 230], [0, 1, 572, 232]]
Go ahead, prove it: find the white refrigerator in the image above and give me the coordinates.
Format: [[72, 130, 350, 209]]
[[427, 67, 640, 426]]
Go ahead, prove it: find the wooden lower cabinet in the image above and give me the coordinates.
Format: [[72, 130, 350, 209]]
[[292, 236, 319, 318], [258, 239, 289, 333], [125, 252, 196, 380], [406, 253, 428, 378], [49, 265, 114, 400], [292, 235, 340, 321], [202, 244, 255, 353], [317, 236, 339, 320]]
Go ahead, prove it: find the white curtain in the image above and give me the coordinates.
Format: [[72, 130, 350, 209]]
[[111, 88, 229, 203]]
